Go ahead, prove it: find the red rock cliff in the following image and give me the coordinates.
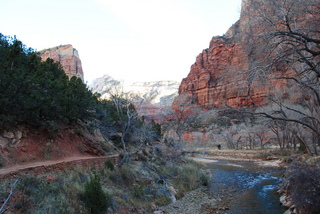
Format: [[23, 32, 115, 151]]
[[39, 44, 84, 81], [176, 0, 292, 109]]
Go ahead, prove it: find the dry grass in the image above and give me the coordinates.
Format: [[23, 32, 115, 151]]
[[0, 157, 208, 214]]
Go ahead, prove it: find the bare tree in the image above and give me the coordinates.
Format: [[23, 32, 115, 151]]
[[0, 179, 19, 214], [223, 131, 242, 150], [254, 129, 269, 149], [106, 83, 145, 166], [244, 0, 320, 154], [166, 94, 200, 143]]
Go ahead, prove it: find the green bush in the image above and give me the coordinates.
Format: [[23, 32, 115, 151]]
[[74, 128, 84, 136], [105, 159, 115, 171], [84, 171, 109, 214], [160, 159, 209, 198], [0, 154, 5, 167]]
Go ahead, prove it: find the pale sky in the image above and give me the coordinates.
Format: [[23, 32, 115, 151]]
[[1, 0, 241, 84]]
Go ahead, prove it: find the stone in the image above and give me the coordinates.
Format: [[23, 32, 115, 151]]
[[150, 202, 157, 210], [0, 136, 9, 146], [38, 44, 84, 81], [174, 0, 298, 110], [12, 130, 23, 144], [20, 146, 27, 152], [45, 174, 57, 183], [14, 130, 23, 140], [3, 131, 14, 139], [135, 176, 154, 185], [93, 129, 106, 142], [168, 185, 177, 196]]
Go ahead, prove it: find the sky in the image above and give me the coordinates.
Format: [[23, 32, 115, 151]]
[[1, 0, 242, 84]]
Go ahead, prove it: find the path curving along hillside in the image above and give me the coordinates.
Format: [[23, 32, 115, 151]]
[[0, 155, 119, 179]]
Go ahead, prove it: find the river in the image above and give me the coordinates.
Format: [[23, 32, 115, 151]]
[[206, 159, 287, 214]]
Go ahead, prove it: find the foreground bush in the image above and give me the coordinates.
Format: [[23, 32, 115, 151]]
[[84, 171, 109, 214], [279, 159, 320, 214]]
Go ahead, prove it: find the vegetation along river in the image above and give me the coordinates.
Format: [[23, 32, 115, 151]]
[[206, 159, 287, 214]]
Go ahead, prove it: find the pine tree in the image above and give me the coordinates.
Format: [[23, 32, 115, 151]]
[[84, 171, 108, 214]]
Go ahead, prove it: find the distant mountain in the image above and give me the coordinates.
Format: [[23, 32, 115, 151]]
[[89, 74, 179, 122]]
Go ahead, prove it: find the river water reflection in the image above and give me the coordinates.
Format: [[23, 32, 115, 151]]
[[206, 159, 287, 214]]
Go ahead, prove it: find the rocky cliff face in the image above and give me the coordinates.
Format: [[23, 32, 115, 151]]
[[90, 75, 179, 122], [175, 0, 290, 109], [39, 44, 84, 81]]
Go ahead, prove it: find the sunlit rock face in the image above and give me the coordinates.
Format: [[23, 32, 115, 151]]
[[177, 34, 257, 109], [39, 44, 84, 81], [90, 75, 179, 123], [175, 0, 294, 109]]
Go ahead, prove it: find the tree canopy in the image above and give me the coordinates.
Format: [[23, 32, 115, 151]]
[[0, 34, 99, 128], [245, 0, 320, 154]]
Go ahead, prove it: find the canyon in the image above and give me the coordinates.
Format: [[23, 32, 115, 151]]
[[1, 0, 318, 213]]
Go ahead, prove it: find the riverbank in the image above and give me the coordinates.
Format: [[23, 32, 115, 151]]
[[159, 152, 287, 214]]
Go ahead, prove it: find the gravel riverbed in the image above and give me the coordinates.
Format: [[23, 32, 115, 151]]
[[158, 184, 232, 214], [159, 186, 217, 214]]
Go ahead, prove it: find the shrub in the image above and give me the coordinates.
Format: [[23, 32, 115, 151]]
[[280, 161, 320, 214], [162, 159, 209, 198], [17, 175, 73, 213], [0, 154, 5, 167], [154, 195, 171, 205], [74, 128, 84, 136], [105, 159, 115, 171], [84, 171, 109, 214]]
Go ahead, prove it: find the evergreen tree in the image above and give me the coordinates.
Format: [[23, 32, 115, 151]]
[[84, 171, 108, 214], [0, 33, 99, 128]]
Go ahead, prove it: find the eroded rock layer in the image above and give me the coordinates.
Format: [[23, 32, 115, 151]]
[[176, 0, 290, 109], [39, 44, 84, 81]]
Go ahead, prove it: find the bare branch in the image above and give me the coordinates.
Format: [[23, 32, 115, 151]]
[[0, 178, 20, 214]]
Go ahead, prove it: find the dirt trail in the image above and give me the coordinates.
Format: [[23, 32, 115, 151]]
[[0, 155, 118, 178]]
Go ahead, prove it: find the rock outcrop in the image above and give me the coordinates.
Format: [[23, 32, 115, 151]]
[[0, 125, 107, 167], [39, 44, 84, 81], [175, 0, 292, 109]]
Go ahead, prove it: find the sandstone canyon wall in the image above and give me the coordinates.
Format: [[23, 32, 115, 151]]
[[175, 0, 291, 109], [39, 44, 84, 81]]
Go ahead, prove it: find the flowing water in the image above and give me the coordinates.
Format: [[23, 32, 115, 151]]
[[206, 159, 287, 214]]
